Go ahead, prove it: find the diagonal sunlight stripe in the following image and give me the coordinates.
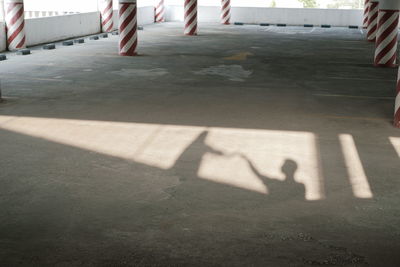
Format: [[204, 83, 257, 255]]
[[339, 134, 373, 199], [389, 137, 400, 158], [0, 115, 324, 200]]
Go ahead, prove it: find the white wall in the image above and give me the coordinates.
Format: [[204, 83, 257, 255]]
[[0, 0, 5, 52], [23, 0, 154, 13], [113, 0, 154, 8], [166, 6, 364, 27], [25, 12, 101, 47], [21, 6, 155, 48], [0, 5, 365, 52], [166, 0, 301, 7], [137, 6, 156, 25], [0, 6, 155, 52], [0, 22, 6, 52], [112, 6, 155, 30]]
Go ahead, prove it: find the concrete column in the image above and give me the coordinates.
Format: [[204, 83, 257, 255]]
[[363, 0, 371, 28], [118, 0, 137, 56], [367, 0, 379, 41], [374, 0, 400, 67], [4, 0, 26, 51], [221, 0, 231, 25], [155, 0, 165, 23], [184, 0, 197, 35], [99, 0, 114, 32]]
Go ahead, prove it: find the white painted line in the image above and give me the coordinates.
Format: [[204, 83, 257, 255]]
[[323, 115, 389, 122], [336, 40, 366, 43], [28, 77, 73, 82], [340, 47, 368, 50], [314, 94, 395, 100], [327, 61, 370, 64], [327, 76, 395, 82]]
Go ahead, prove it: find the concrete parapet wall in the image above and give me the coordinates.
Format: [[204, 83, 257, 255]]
[[0, 6, 367, 52], [0, 6, 155, 52], [137, 6, 156, 25], [166, 6, 364, 27], [25, 12, 101, 47]]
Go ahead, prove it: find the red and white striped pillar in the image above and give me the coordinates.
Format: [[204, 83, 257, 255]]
[[184, 0, 197, 35], [367, 0, 379, 42], [374, 8, 399, 67], [221, 0, 231, 25], [363, 0, 371, 28], [4, 0, 26, 51], [118, 0, 138, 56], [155, 0, 165, 23], [395, 67, 400, 127], [99, 0, 114, 32]]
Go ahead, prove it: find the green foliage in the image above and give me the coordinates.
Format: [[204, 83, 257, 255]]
[[327, 0, 363, 9], [298, 0, 317, 8]]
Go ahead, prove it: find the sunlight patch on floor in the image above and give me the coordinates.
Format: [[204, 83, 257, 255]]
[[0, 115, 325, 200], [199, 129, 323, 200], [389, 137, 400, 158], [339, 134, 373, 199]]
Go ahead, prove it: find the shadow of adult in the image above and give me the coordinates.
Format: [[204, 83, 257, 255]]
[[242, 155, 306, 201], [169, 130, 224, 182], [166, 130, 268, 209]]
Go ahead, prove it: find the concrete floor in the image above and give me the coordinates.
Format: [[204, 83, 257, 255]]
[[0, 23, 400, 266]]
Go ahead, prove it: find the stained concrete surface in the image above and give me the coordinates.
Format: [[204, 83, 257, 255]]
[[0, 23, 400, 266]]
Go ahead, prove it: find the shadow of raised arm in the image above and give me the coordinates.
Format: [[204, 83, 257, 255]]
[[240, 154, 276, 188]]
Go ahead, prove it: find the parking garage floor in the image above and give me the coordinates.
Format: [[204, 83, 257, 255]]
[[0, 23, 400, 266]]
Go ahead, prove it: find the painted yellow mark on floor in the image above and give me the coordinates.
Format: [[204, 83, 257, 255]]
[[224, 52, 253, 61]]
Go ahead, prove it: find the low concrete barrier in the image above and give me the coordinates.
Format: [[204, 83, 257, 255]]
[[166, 6, 364, 27], [0, 6, 155, 52], [25, 12, 101, 47], [0, 6, 367, 53]]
